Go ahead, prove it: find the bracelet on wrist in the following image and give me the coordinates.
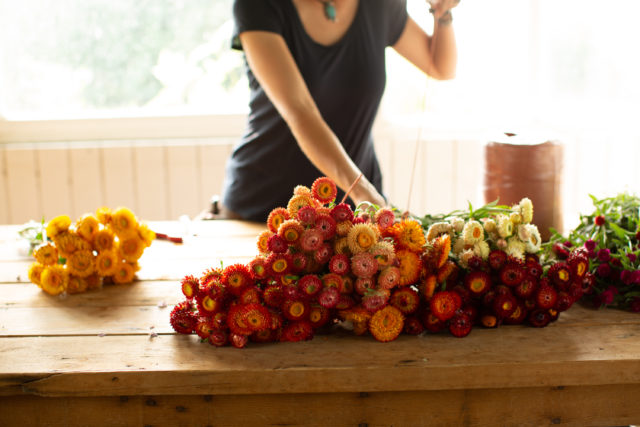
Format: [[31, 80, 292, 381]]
[[436, 10, 453, 25]]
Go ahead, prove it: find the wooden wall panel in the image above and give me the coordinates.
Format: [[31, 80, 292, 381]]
[[101, 144, 136, 213], [69, 148, 103, 219], [36, 147, 72, 221], [133, 146, 168, 221], [424, 139, 455, 215], [0, 148, 9, 224], [198, 142, 233, 209], [5, 148, 40, 224], [454, 139, 484, 209], [166, 145, 199, 220]]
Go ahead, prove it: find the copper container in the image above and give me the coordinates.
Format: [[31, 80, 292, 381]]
[[484, 134, 563, 241]]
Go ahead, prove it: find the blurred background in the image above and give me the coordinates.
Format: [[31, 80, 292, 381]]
[[1, 0, 639, 232]]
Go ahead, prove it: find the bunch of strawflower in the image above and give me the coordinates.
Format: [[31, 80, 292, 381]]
[[415, 197, 582, 336], [28, 207, 155, 296], [170, 176, 434, 348], [544, 193, 640, 312]]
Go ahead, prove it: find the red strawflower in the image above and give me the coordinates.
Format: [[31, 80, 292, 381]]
[[422, 310, 446, 333], [374, 208, 396, 230], [230, 333, 249, 349], [499, 262, 526, 287], [335, 294, 355, 310], [195, 318, 214, 339], [239, 286, 262, 305], [210, 312, 227, 330], [208, 330, 228, 347], [355, 276, 376, 295], [429, 291, 461, 322], [282, 298, 310, 321], [296, 205, 317, 225], [555, 291, 573, 312], [267, 234, 288, 254], [243, 303, 271, 332], [351, 252, 378, 278], [281, 320, 314, 342], [222, 263, 253, 296], [536, 285, 558, 310], [263, 284, 284, 308], [329, 254, 351, 275], [311, 176, 337, 204], [313, 243, 333, 264], [318, 286, 340, 308], [503, 303, 527, 325], [308, 305, 331, 328], [267, 207, 290, 233], [528, 309, 551, 328], [552, 243, 570, 259], [378, 266, 401, 290], [568, 249, 589, 279], [250, 328, 280, 344], [629, 297, 640, 313], [170, 302, 196, 334], [278, 219, 304, 245], [526, 261, 543, 279], [299, 228, 323, 252], [315, 214, 337, 240], [488, 250, 507, 271], [248, 257, 269, 281], [514, 275, 538, 299], [266, 252, 292, 277], [465, 270, 492, 296], [403, 316, 424, 335], [195, 290, 222, 316], [492, 292, 517, 319], [448, 313, 473, 338], [594, 215, 605, 226], [298, 274, 323, 298], [331, 203, 354, 223], [321, 272, 345, 293], [390, 287, 420, 315], [480, 313, 498, 328], [467, 255, 484, 271], [548, 262, 572, 290], [200, 267, 223, 287], [226, 304, 254, 336], [362, 290, 390, 312], [180, 275, 199, 299]]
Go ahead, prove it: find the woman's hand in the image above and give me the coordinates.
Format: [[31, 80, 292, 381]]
[[427, 0, 460, 19]]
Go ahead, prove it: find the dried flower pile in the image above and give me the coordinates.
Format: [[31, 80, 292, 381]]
[[544, 193, 640, 312], [28, 207, 155, 295], [171, 177, 582, 348]]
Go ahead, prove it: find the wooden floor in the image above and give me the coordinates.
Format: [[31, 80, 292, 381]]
[[1, 221, 639, 426]]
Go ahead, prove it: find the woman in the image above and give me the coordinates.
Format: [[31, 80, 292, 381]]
[[200, 0, 458, 221]]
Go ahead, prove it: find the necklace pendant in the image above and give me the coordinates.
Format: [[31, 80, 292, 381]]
[[323, 1, 336, 22]]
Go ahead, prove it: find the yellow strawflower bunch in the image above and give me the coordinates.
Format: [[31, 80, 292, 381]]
[[28, 207, 155, 296]]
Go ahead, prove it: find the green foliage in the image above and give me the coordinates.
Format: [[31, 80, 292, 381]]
[[414, 199, 514, 230]]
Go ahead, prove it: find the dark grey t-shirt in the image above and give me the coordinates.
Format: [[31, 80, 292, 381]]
[[222, 0, 408, 222]]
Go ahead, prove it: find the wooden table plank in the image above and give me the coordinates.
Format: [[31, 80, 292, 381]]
[[1, 321, 639, 397], [2, 385, 639, 427]]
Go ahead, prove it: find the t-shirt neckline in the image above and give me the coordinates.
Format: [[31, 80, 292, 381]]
[[289, 0, 362, 49]]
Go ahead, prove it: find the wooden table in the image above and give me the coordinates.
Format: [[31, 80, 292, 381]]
[[1, 221, 639, 426]]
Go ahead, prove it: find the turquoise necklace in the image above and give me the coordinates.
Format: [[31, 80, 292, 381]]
[[318, 0, 337, 22]]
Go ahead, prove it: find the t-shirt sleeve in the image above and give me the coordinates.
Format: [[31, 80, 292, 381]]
[[231, 0, 285, 50], [385, 0, 409, 46]]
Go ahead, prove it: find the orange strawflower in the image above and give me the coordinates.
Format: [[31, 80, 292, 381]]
[[33, 243, 58, 266], [368, 306, 404, 342]]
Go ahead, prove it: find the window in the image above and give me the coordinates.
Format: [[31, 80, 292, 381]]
[[0, 0, 247, 120]]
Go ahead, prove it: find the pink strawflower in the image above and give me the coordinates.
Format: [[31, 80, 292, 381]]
[[597, 248, 611, 262], [596, 263, 611, 278], [630, 297, 640, 313], [632, 270, 640, 284], [620, 269, 634, 285], [627, 253, 637, 263], [351, 252, 378, 278], [552, 243, 570, 259], [594, 215, 605, 226], [584, 239, 597, 251], [297, 205, 317, 225]]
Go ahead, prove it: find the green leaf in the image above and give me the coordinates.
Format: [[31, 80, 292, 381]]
[[609, 222, 632, 240]]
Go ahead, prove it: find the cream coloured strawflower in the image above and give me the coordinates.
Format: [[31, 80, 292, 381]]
[[462, 220, 484, 245], [517, 224, 530, 241], [482, 218, 497, 233], [473, 240, 490, 260], [524, 224, 542, 253], [452, 237, 466, 255], [450, 217, 465, 233], [425, 222, 452, 241], [458, 249, 475, 269], [510, 212, 522, 225], [519, 198, 534, 223], [497, 215, 514, 238], [506, 237, 526, 261]]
